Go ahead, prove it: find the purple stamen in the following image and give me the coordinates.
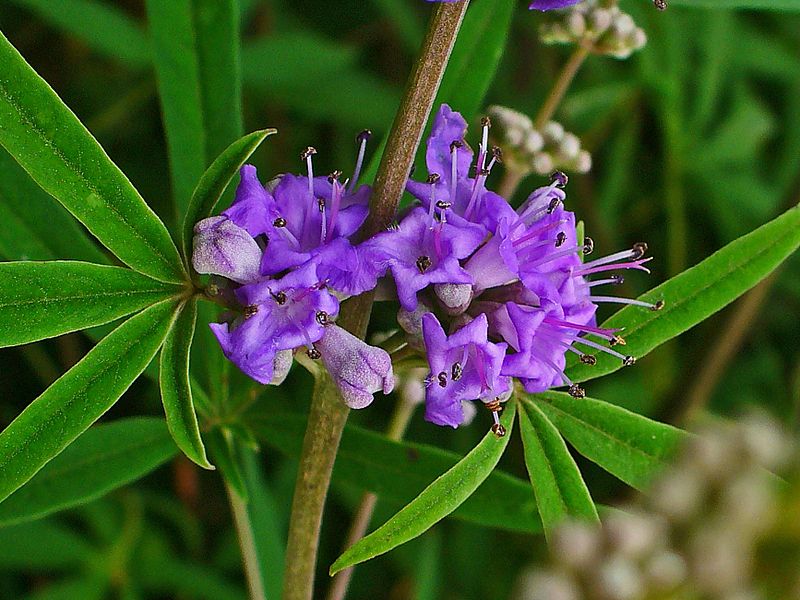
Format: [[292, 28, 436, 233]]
[[575, 257, 652, 276], [326, 179, 343, 243], [348, 130, 371, 193], [589, 296, 660, 310]]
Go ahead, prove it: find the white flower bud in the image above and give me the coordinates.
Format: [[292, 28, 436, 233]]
[[645, 550, 687, 590], [605, 510, 666, 558], [524, 130, 545, 153], [590, 9, 613, 35], [532, 152, 554, 175], [575, 150, 592, 173], [613, 13, 635, 37], [567, 12, 586, 37], [595, 555, 643, 600], [543, 121, 565, 143], [514, 569, 579, 600], [558, 132, 581, 160], [552, 521, 601, 569]]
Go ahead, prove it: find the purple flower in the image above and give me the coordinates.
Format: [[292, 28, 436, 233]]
[[209, 263, 338, 384], [528, 0, 582, 11], [421, 313, 510, 428], [192, 216, 262, 284], [316, 324, 394, 409], [367, 206, 485, 310]]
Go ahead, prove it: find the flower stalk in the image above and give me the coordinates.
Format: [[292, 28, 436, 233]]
[[280, 4, 470, 600]]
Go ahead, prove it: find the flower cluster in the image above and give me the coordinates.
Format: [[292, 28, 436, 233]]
[[487, 105, 592, 177], [540, 0, 648, 59], [513, 413, 800, 600], [192, 134, 394, 409], [366, 105, 661, 430]]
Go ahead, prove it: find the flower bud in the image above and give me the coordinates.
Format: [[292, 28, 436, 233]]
[[316, 324, 394, 409], [192, 216, 262, 284], [270, 350, 293, 385]]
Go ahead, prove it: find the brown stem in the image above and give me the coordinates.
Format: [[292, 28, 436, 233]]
[[534, 45, 589, 131], [280, 4, 470, 599], [326, 399, 417, 600], [497, 169, 524, 200]]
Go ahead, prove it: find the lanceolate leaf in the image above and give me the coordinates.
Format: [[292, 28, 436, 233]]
[[0, 149, 108, 263], [249, 408, 540, 534], [566, 205, 800, 383], [518, 398, 598, 541], [669, 0, 800, 10], [329, 402, 517, 574], [534, 392, 686, 490], [0, 418, 178, 526], [0, 261, 180, 348], [159, 297, 211, 469], [0, 32, 185, 284], [146, 0, 243, 221], [0, 299, 178, 504], [180, 129, 276, 259]]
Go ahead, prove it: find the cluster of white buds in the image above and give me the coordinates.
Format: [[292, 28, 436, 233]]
[[539, 0, 647, 59], [487, 105, 591, 177], [512, 413, 800, 600]]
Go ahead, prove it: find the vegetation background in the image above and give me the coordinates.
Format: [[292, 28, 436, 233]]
[[0, 0, 798, 598]]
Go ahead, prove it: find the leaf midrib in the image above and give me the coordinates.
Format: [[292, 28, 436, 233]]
[[0, 287, 172, 310]]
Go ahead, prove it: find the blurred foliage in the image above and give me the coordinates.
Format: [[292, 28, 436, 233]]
[[0, 0, 799, 598]]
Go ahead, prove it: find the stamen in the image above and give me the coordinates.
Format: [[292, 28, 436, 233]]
[[307, 346, 321, 360], [568, 384, 586, 398], [437, 371, 448, 388], [610, 334, 626, 346], [590, 296, 663, 310], [555, 232, 567, 247], [318, 197, 326, 244], [524, 244, 582, 267], [587, 276, 625, 287], [301, 146, 317, 197], [653, 0, 667, 9], [450, 140, 461, 202], [581, 244, 648, 270], [565, 345, 597, 365], [510, 219, 568, 248], [550, 170, 569, 188], [632, 242, 648, 259], [542, 317, 620, 341], [540, 356, 584, 399], [273, 217, 287, 228], [316, 311, 331, 326], [416, 255, 432, 273], [464, 169, 489, 220], [243, 304, 258, 318], [478, 116, 491, 171], [270, 290, 287, 305], [326, 180, 344, 243], [348, 130, 371, 192], [451, 361, 463, 381], [576, 258, 652, 276], [517, 181, 562, 222], [570, 336, 634, 365], [583, 236, 594, 255]]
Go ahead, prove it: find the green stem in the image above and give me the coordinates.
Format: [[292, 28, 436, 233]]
[[280, 4, 470, 599], [226, 482, 266, 600], [325, 399, 417, 600]]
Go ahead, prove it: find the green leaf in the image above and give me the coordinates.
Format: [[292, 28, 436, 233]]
[[668, 0, 800, 10], [329, 402, 517, 574], [205, 427, 248, 501], [534, 392, 686, 490], [22, 575, 109, 600], [0, 520, 95, 569], [518, 398, 598, 541], [180, 129, 276, 259], [146, 0, 243, 220], [0, 32, 185, 284], [0, 299, 178, 504], [7, 0, 151, 68], [566, 205, 800, 383], [0, 418, 178, 526], [249, 408, 539, 534], [159, 297, 211, 469], [0, 261, 179, 348], [0, 149, 108, 263]]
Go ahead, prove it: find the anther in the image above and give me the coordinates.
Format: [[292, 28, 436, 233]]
[[484, 398, 502, 412], [612, 275, 625, 285], [652, 299, 665, 311], [273, 217, 287, 228], [271, 291, 287, 305], [451, 362, 463, 381], [426, 173, 441, 184], [583, 236, 595, 255], [653, 0, 667, 9], [622, 355, 636, 367], [316, 311, 331, 326], [555, 232, 567, 247], [491, 423, 507, 438], [550, 170, 569, 188], [610, 335, 626, 346], [416, 255, 432, 273], [356, 129, 372, 143], [243, 304, 258, 318], [307, 346, 321, 360], [477, 168, 491, 177], [450, 140, 463, 151], [300, 146, 317, 160], [435, 200, 452, 210], [437, 371, 448, 388], [317, 197, 326, 212], [206, 283, 220, 297], [547, 198, 561, 214], [327, 170, 342, 183], [568, 384, 586, 398], [491, 146, 503, 162], [480, 116, 492, 128], [632, 242, 648, 259], [580, 354, 597, 365]]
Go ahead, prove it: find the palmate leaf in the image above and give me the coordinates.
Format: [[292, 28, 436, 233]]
[[0, 261, 180, 348], [533, 392, 686, 490], [249, 407, 540, 534], [565, 204, 800, 383], [518, 398, 598, 541], [0, 299, 178, 504], [0, 418, 178, 526], [0, 32, 184, 284], [146, 0, 243, 220], [180, 129, 276, 259], [159, 297, 212, 469], [329, 402, 517, 574]]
